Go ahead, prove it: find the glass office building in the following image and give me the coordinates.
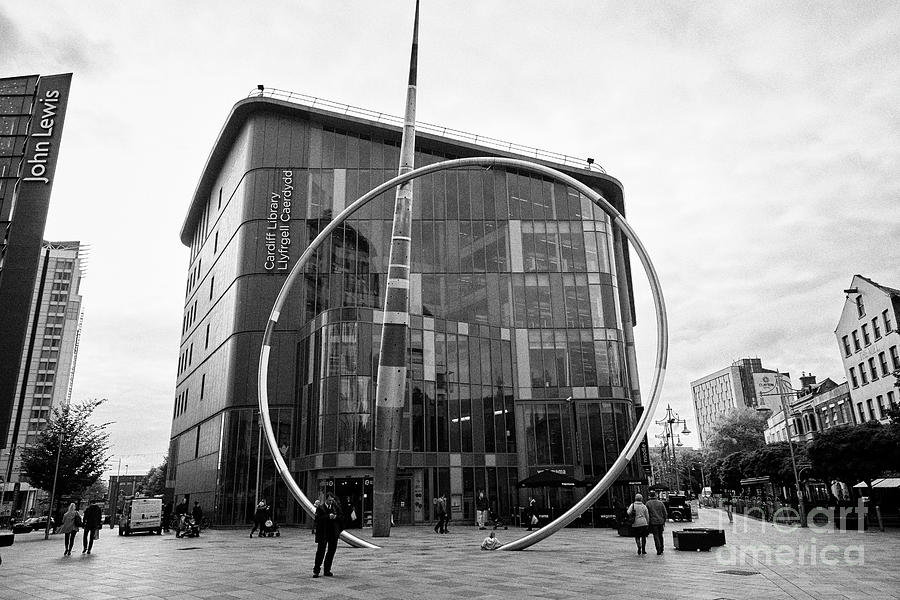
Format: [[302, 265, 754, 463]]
[[170, 91, 647, 527]]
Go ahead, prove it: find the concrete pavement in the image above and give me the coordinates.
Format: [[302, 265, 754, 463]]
[[1, 508, 898, 599]]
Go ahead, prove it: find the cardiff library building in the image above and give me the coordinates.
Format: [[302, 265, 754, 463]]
[[169, 90, 648, 528]]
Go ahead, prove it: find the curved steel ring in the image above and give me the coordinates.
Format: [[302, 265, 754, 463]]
[[257, 156, 667, 551]]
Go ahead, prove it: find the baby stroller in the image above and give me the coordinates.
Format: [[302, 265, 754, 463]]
[[489, 510, 508, 530], [177, 515, 201, 538], [257, 517, 280, 538]]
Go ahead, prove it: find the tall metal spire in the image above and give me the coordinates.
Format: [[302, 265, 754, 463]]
[[372, 0, 419, 538]]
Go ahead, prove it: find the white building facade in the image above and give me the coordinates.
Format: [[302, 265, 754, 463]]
[[834, 275, 900, 424], [690, 358, 786, 447]]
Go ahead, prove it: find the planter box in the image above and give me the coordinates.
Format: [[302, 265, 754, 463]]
[[672, 530, 712, 551], [682, 528, 726, 546]]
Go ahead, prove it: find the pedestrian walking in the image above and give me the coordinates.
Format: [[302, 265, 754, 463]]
[[192, 501, 204, 528], [250, 501, 268, 537], [433, 496, 446, 534], [525, 498, 537, 531], [627, 493, 650, 555], [442, 495, 451, 533], [82, 501, 102, 554], [645, 491, 668, 555], [476, 491, 489, 530], [58, 503, 81, 556], [312, 492, 343, 578], [162, 501, 173, 533]]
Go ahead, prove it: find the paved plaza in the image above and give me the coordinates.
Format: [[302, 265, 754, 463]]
[[1, 509, 898, 600]]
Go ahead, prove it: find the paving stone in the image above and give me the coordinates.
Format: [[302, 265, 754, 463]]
[[1, 510, 898, 599]]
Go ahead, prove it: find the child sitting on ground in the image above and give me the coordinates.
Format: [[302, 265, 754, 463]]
[[480, 531, 503, 550]]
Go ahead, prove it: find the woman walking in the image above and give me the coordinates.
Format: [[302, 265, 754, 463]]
[[58, 503, 81, 556], [627, 493, 650, 555]]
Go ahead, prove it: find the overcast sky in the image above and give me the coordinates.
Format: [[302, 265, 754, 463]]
[[3, 1, 898, 476]]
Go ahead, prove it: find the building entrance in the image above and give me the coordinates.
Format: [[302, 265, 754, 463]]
[[393, 476, 413, 525], [334, 477, 372, 529]]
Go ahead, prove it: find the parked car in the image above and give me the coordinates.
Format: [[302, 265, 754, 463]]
[[11, 516, 55, 534]]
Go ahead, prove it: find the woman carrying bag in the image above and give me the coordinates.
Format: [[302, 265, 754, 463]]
[[627, 493, 651, 555], [58, 503, 81, 556]]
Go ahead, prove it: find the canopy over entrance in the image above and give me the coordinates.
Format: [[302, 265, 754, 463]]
[[517, 470, 585, 488]]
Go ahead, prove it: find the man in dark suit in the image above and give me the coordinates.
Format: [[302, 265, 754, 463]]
[[82, 502, 103, 554], [313, 493, 343, 578]]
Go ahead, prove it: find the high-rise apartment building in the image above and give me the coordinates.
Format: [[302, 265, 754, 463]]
[[169, 91, 647, 527], [0, 241, 84, 519], [690, 358, 790, 447]]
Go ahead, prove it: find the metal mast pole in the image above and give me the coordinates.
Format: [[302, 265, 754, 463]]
[[777, 375, 808, 527], [372, 0, 419, 537]]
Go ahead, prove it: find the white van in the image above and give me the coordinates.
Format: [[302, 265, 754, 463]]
[[118, 496, 163, 536]]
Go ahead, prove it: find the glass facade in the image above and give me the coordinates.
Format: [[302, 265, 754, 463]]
[[286, 127, 642, 525], [172, 103, 645, 528]]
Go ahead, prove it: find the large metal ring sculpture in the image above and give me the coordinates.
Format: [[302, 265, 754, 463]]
[[257, 156, 667, 551]]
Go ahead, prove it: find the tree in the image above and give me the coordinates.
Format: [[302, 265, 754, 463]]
[[20, 399, 111, 506], [740, 442, 808, 489], [81, 479, 108, 503], [807, 422, 892, 490], [142, 456, 168, 497], [704, 408, 767, 459], [718, 451, 748, 492]]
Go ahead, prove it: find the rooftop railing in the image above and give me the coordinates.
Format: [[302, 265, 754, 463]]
[[248, 87, 606, 174]]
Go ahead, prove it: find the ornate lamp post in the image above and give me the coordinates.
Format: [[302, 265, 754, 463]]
[[654, 405, 689, 494], [756, 373, 808, 527]]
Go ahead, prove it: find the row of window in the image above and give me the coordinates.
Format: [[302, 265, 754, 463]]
[[177, 343, 194, 376], [842, 309, 894, 357], [174, 388, 190, 418], [848, 345, 900, 388], [182, 299, 198, 336], [302, 271, 617, 333], [857, 391, 897, 422]]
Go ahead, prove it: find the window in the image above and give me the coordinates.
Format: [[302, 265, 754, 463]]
[[857, 403, 865, 422], [876, 395, 885, 418], [852, 331, 861, 352], [856, 295, 865, 317], [872, 317, 881, 340], [888, 391, 897, 409], [859, 363, 868, 385], [217, 187, 222, 210], [188, 343, 193, 366], [849, 368, 858, 388], [868, 357, 879, 380], [861, 324, 870, 345], [200, 374, 206, 400], [884, 309, 893, 333], [866, 399, 875, 420], [205, 323, 210, 349], [209, 276, 214, 301], [842, 336, 852, 357], [213, 231, 219, 254], [891, 345, 900, 371], [879, 352, 889, 376]]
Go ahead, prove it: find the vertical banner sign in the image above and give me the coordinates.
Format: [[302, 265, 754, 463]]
[[0, 73, 72, 448], [634, 406, 651, 474], [263, 169, 294, 271]]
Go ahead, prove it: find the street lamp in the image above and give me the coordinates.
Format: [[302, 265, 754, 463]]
[[756, 372, 808, 527], [655, 405, 690, 494]]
